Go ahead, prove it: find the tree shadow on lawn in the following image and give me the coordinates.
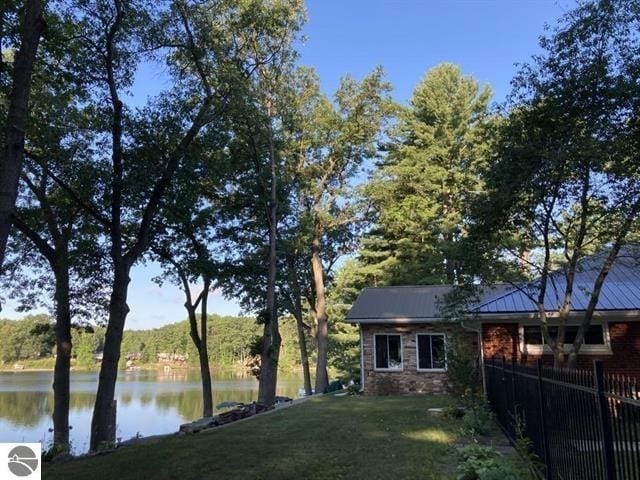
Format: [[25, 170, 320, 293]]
[[45, 394, 463, 480]]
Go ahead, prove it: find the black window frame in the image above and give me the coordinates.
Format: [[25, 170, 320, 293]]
[[522, 324, 606, 346]]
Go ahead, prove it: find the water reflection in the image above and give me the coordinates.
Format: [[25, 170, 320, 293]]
[[0, 369, 302, 453]]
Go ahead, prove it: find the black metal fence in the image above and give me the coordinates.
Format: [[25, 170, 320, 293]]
[[484, 357, 640, 480]]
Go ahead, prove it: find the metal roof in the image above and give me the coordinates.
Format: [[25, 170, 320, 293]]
[[473, 247, 640, 314], [345, 284, 512, 323], [345, 246, 640, 323]]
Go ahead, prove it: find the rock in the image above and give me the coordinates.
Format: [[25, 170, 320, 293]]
[[179, 402, 273, 433], [216, 401, 244, 409], [427, 407, 445, 417], [179, 416, 219, 433], [274, 396, 293, 404]]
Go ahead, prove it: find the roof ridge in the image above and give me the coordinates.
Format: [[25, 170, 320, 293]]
[[362, 284, 455, 289]]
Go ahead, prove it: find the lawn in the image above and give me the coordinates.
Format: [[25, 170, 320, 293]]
[[45, 394, 469, 480]]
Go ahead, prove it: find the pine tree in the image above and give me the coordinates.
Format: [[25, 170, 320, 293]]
[[360, 63, 493, 285]]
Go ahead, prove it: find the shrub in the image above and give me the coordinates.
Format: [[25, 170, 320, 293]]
[[512, 412, 545, 478], [446, 330, 482, 397], [462, 404, 492, 437], [324, 380, 343, 393], [346, 383, 362, 395], [456, 444, 522, 480], [443, 405, 466, 419]]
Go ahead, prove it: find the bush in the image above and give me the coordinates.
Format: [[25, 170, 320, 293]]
[[462, 404, 492, 437], [324, 380, 343, 393], [346, 383, 362, 395], [446, 328, 482, 397], [443, 405, 466, 419], [456, 444, 522, 480]]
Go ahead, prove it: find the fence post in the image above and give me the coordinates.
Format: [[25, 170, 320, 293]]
[[594, 360, 617, 480], [536, 359, 552, 479], [511, 357, 517, 410]]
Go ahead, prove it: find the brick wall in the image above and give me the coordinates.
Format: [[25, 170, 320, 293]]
[[481, 321, 640, 378], [361, 323, 476, 395]]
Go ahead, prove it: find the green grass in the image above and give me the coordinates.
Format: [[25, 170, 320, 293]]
[[45, 395, 466, 480]]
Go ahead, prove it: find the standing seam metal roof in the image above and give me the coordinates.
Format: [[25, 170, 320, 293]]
[[344, 284, 512, 322], [473, 247, 640, 313], [344, 247, 640, 322]]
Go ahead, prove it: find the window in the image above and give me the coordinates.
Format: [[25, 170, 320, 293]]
[[374, 334, 402, 370], [417, 334, 447, 371], [523, 325, 605, 346]]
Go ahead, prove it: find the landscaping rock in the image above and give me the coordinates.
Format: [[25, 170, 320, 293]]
[[179, 416, 219, 433], [427, 407, 445, 417], [179, 402, 273, 434]]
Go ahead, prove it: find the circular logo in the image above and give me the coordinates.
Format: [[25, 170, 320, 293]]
[[7, 445, 39, 477]]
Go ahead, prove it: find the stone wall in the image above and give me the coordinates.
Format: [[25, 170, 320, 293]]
[[361, 323, 477, 395]]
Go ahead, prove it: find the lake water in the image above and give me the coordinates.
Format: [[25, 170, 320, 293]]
[[0, 369, 302, 453]]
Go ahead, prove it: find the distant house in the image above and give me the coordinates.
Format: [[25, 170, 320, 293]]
[[345, 249, 640, 395]]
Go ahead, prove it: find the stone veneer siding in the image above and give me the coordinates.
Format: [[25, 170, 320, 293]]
[[481, 321, 640, 377], [361, 323, 476, 395]]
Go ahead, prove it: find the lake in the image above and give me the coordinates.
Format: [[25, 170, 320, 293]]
[[0, 369, 302, 453]]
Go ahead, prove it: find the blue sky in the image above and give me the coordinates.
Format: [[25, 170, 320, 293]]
[[3, 0, 574, 329]]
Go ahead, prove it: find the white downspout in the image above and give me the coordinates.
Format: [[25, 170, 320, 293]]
[[359, 323, 365, 391]]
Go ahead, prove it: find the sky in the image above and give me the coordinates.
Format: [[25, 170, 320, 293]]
[[2, 0, 576, 329]]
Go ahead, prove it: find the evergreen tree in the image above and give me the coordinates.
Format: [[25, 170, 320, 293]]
[[360, 63, 492, 286]]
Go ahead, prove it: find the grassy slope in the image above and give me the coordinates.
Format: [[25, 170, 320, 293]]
[[45, 395, 463, 480]]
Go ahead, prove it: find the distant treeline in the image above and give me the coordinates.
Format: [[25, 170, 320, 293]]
[[0, 314, 359, 377]]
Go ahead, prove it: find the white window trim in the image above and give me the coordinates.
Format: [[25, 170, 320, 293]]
[[519, 320, 613, 355], [416, 333, 448, 372], [373, 333, 403, 371]]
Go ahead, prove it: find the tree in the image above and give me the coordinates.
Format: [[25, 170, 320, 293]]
[[467, 0, 640, 368], [44, 0, 278, 449], [215, 0, 305, 406], [0, 314, 53, 361], [361, 63, 492, 286], [73, 329, 99, 368], [278, 230, 314, 395], [287, 67, 391, 393], [0, 12, 108, 450], [152, 138, 229, 417], [0, 0, 45, 269]]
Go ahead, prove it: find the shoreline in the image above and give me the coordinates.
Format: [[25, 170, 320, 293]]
[[0, 364, 241, 374], [0, 363, 302, 375]]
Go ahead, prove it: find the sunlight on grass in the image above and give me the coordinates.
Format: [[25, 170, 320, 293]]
[[403, 429, 454, 443], [45, 395, 463, 480]]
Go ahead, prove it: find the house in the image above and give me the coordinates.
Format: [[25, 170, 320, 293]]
[[345, 249, 640, 395]]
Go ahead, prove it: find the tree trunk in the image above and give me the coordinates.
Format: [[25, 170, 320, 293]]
[[552, 348, 565, 369], [293, 309, 312, 396], [90, 264, 130, 451], [566, 231, 636, 369], [566, 349, 578, 369], [311, 233, 329, 394], [258, 120, 281, 406], [199, 283, 213, 417], [443, 232, 456, 284], [52, 263, 72, 453], [0, 0, 45, 268], [184, 286, 213, 418]]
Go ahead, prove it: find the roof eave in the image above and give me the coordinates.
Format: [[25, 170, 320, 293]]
[[344, 316, 446, 324], [469, 309, 640, 321]]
